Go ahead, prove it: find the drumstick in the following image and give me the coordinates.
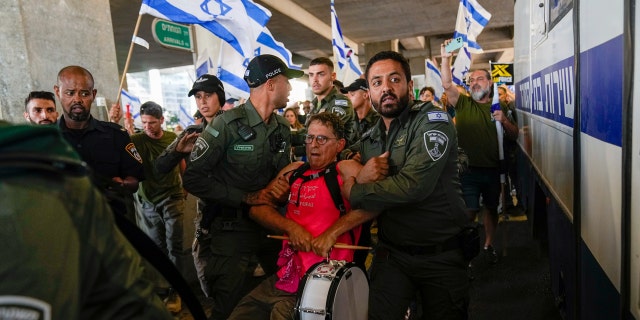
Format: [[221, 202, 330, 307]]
[[267, 235, 372, 250]]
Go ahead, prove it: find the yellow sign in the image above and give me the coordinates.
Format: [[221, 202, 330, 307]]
[[491, 63, 514, 84]]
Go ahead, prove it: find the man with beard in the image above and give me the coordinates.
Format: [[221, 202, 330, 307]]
[[440, 40, 518, 264], [307, 57, 358, 144], [55, 65, 144, 217], [23, 91, 59, 125], [312, 50, 471, 319]]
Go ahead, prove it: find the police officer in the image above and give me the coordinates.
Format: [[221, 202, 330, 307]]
[[155, 74, 225, 174], [0, 121, 172, 320], [182, 54, 303, 320], [340, 78, 380, 138], [312, 51, 471, 319], [55, 65, 144, 218], [307, 57, 359, 144], [154, 74, 226, 298]]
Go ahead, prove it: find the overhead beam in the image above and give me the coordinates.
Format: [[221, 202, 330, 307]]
[[259, 0, 359, 53], [399, 36, 425, 50]]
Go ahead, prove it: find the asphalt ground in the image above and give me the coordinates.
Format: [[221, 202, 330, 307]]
[[468, 211, 563, 320], [176, 210, 563, 320]]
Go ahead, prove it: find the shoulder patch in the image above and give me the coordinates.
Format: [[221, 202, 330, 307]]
[[334, 99, 348, 107], [0, 296, 51, 320], [423, 130, 449, 162], [190, 137, 209, 162], [331, 106, 346, 117], [125, 142, 143, 163], [205, 125, 219, 137], [427, 111, 449, 123]]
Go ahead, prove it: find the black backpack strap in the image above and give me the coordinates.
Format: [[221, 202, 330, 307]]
[[322, 162, 355, 244], [322, 162, 346, 216], [288, 162, 311, 185]]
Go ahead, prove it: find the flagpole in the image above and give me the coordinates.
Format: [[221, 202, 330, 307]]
[[491, 82, 506, 214], [115, 13, 144, 108]]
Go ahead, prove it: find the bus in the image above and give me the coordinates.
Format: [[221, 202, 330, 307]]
[[513, 0, 639, 318]]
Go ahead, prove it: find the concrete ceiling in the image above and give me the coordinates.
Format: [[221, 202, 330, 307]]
[[110, 0, 514, 75]]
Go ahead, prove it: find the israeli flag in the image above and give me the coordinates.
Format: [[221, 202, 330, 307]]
[[178, 104, 195, 128], [140, 0, 271, 59], [216, 27, 300, 99], [121, 89, 142, 127], [450, 0, 491, 86], [425, 59, 444, 102], [217, 41, 251, 99], [491, 82, 506, 181], [331, 0, 362, 85], [256, 28, 299, 70], [196, 57, 213, 77], [451, 46, 472, 88], [453, 0, 491, 53]]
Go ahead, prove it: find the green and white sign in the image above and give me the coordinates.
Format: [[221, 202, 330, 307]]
[[152, 18, 193, 52]]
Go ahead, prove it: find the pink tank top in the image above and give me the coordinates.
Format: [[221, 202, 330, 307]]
[[283, 164, 361, 278]]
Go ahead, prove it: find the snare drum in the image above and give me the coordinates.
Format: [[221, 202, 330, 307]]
[[294, 260, 368, 320]]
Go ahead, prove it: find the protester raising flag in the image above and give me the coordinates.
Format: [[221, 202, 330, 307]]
[[451, 0, 491, 86], [424, 59, 444, 102], [140, 0, 271, 59], [331, 0, 362, 85]]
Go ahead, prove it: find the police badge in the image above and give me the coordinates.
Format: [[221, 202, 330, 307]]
[[190, 137, 210, 161], [423, 130, 449, 161]]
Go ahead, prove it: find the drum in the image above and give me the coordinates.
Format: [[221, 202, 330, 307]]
[[294, 260, 368, 320]]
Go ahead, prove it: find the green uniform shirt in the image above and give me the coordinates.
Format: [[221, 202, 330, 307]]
[[349, 101, 468, 246], [0, 122, 171, 320], [455, 95, 513, 167], [356, 107, 381, 137], [309, 87, 358, 144], [131, 130, 183, 204], [183, 100, 292, 208]]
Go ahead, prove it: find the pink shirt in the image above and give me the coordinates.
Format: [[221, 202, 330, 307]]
[[283, 164, 361, 278]]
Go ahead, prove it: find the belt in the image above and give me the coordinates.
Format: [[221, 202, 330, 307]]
[[385, 234, 460, 256], [217, 204, 247, 220]]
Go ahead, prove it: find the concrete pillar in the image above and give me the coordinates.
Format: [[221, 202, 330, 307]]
[[408, 55, 428, 76], [362, 41, 394, 65], [0, 0, 120, 123]]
